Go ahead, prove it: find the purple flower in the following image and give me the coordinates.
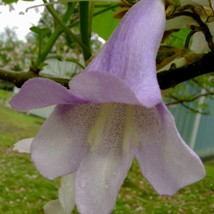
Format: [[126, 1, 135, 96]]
[[10, 0, 205, 213]]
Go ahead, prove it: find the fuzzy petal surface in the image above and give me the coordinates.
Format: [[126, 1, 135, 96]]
[[31, 104, 101, 179], [10, 78, 86, 111], [75, 104, 135, 214], [70, 71, 141, 105], [75, 0, 165, 107], [134, 103, 205, 196]]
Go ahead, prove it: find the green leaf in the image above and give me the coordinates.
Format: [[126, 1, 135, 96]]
[[92, 3, 120, 40], [30, 27, 51, 37], [2, 0, 18, 3], [166, 29, 190, 49], [30, 26, 41, 35]]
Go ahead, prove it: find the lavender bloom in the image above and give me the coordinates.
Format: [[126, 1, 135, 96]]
[[10, 0, 205, 213]]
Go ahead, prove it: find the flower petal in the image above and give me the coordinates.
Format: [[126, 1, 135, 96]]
[[75, 104, 134, 214], [43, 174, 75, 214], [10, 78, 86, 112], [70, 71, 141, 105], [43, 200, 63, 214], [13, 138, 33, 153], [76, 0, 165, 107], [58, 173, 75, 214], [134, 103, 205, 196], [31, 104, 101, 179]]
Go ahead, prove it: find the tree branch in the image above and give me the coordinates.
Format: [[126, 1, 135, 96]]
[[166, 92, 214, 105], [157, 52, 214, 90], [166, 93, 210, 115], [167, 10, 214, 51], [0, 68, 69, 88], [1, 52, 214, 89]]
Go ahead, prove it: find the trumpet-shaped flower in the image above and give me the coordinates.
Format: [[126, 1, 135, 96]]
[[10, 0, 205, 213]]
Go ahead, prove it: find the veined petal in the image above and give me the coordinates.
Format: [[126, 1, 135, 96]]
[[75, 103, 135, 214], [31, 104, 101, 179], [134, 103, 205, 196], [76, 0, 165, 107], [70, 71, 142, 105], [10, 78, 86, 112]]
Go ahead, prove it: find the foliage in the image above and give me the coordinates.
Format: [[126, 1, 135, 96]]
[[2, 0, 18, 3], [165, 74, 214, 114], [92, 3, 119, 40], [0, 28, 31, 71]]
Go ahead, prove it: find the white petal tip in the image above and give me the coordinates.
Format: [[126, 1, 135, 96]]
[[13, 138, 33, 153]]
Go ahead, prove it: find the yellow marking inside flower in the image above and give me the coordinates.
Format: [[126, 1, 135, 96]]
[[87, 103, 112, 151], [122, 105, 138, 152], [87, 103, 139, 154]]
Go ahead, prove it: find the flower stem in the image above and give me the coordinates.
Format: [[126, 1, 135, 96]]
[[79, 1, 93, 61]]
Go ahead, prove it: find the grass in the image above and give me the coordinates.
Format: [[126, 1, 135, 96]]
[[0, 91, 213, 213], [0, 104, 58, 214]]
